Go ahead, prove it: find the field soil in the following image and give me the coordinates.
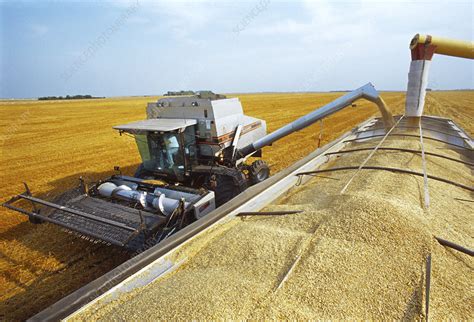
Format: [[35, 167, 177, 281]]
[[0, 91, 472, 320]]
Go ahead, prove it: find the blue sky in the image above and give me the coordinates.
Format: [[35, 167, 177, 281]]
[[0, 0, 473, 98]]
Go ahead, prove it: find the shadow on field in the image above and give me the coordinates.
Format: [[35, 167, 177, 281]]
[[0, 165, 139, 321]]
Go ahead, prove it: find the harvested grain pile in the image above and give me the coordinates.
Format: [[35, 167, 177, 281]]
[[73, 124, 473, 320]]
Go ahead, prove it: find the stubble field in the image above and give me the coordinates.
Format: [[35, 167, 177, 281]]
[[0, 91, 472, 320]]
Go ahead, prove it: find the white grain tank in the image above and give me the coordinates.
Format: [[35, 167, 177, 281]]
[[146, 95, 266, 157]]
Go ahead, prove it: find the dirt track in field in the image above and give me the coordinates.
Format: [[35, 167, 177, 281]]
[[0, 91, 472, 320]]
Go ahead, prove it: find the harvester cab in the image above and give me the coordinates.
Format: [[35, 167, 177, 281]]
[[115, 118, 198, 182]]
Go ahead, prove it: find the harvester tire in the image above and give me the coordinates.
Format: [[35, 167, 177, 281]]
[[214, 175, 240, 207], [249, 160, 270, 184]]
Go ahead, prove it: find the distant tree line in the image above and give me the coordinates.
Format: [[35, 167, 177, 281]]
[[38, 95, 104, 100]]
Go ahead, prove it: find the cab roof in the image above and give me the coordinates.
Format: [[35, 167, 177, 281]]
[[113, 118, 197, 133]]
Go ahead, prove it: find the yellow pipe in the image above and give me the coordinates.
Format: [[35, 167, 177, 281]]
[[410, 34, 474, 59]]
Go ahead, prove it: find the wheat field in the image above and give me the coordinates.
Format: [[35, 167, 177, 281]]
[[0, 91, 472, 320]]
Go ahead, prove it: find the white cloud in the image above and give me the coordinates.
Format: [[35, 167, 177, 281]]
[[228, 0, 472, 91], [243, 0, 472, 54], [251, 19, 308, 35], [244, 0, 373, 46], [95, 0, 221, 45], [133, 1, 222, 42], [30, 24, 49, 36], [127, 16, 151, 25]]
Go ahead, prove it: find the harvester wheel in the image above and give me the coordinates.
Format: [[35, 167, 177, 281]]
[[214, 175, 240, 207], [249, 160, 270, 184]]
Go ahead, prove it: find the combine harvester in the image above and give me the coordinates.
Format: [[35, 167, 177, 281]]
[[22, 34, 474, 319], [3, 82, 390, 250]]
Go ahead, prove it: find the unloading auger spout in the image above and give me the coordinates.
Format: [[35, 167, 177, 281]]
[[237, 83, 394, 158], [406, 34, 474, 118]]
